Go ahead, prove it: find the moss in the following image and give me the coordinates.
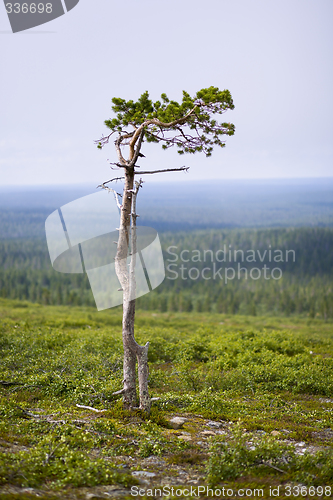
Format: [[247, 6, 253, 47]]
[[0, 495, 60, 500], [167, 449, 207, 465]]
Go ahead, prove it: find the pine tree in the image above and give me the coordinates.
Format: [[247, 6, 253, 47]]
[[96, 87, 235, 412]]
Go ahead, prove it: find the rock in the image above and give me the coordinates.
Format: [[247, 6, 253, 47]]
[[143, 456, 166, 466], [168, 417, 188, 429], [132, 471, 156, 478], [200, 430, 215, 436], [178, 435, 192, 441], [313, 429, 333, 440], [207, 421, 224, 429], [87, 487, 132, 500], [104, 488, 133, 497], [271, 430, 281, 436], [294, 443, 307, 455]]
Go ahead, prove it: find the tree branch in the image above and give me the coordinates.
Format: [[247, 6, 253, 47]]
[[128, 128, 145, 166], [94, 131, 115, 148], [97, 177, 124, 188], [76, 404, 107, 413], [129, 104, 200, 148], [112, 388, 125, 396], [115, 134, 128, 166], [134, 166, 189, 175], [98, 183, 123, 209], [261, 461, 286, 474]]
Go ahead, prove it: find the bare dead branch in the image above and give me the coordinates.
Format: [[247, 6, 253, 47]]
[[94, 131, 115, 148], [134, 167, 189, 175], [108, 161, 126, 170], [98, 185, 123, 209], [261, 462, 286, 474], [97, 177, 124, 189], [43, 442, 62, 465], [75, 404, 107, 413], [112, 388, 125, 396]]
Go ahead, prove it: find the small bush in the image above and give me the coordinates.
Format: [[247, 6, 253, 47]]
[[207, 423, 333, 486], [0, 435, 135, 489], [207, 423, 294, 485]]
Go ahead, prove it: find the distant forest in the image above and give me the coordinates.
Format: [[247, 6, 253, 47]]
[[1, 180, 333, 318], [0, 228, 332, 319]]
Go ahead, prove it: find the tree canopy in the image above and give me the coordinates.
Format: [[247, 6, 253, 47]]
[[97, 86, 235, 159]]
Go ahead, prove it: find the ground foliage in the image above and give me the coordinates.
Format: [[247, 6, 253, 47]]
[[0, 299, 332, 498]]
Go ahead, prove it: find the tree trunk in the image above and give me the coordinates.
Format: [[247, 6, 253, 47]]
[[115, 169, 151, 413]]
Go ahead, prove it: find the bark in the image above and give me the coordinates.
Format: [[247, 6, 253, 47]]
[[115, 171, 136, 408], [115, 167, 151, 413], [137, 341, 150, 411], [130, 180, 150, 413]]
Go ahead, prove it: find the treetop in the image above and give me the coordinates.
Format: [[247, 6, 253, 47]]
[[97, 86, 235, 159]]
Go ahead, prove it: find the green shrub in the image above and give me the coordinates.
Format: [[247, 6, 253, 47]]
[[207, 423, 333, 486], [207, 424, 294, 485], [0, 435, 135, 489]]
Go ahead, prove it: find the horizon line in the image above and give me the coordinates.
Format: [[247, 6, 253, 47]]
[[1, 176, 333, 190]]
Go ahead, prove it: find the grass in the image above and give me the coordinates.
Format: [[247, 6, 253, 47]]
[[0, 298, 332, 499]]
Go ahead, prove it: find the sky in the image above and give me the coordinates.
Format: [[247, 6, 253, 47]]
[[1, 0, 333, 185]]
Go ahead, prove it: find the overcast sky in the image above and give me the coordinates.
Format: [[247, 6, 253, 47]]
[[1, 0, 332, 185]]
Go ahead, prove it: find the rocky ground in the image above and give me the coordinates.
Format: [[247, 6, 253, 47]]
[[1, 411, 332, 500]]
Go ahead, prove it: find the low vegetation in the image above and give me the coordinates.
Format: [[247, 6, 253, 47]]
[[0, 299, 332, 498]]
